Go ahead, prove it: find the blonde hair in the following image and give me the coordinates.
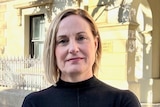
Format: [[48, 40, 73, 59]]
[[43, 8, 102, 85]]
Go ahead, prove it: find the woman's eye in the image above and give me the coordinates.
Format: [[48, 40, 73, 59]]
[[57, 39, 68, 45], [77, 35, 86, 41]]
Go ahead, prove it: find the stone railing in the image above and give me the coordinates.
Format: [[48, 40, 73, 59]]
[[0, 57, 50, 91]]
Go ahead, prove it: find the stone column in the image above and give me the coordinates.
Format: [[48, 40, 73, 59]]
[[139, 31, 160, 103]]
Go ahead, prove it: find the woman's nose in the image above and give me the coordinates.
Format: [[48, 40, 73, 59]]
[[68, 40, 79, 54]]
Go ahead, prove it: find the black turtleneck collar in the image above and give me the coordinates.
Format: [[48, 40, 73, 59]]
[[56, 76, 99, 89]]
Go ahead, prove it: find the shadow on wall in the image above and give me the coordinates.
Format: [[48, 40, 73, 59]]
[[52, 0, 76, 11], [91, 0, 131, 23], [0, 46, 5, 55], [91, 0, 116, 18], [30, 0, 76, 22], [22, 0, 131, 25]]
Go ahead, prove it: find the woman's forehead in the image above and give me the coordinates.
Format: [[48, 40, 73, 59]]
[[59, 15, 89, 27], [57, 15, 91, 36]]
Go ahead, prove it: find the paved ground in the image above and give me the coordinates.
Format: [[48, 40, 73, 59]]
[[141, 103, 160, 107], [0, 87, 32, 107]]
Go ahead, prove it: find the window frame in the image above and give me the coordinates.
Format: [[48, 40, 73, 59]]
[[29, 14, 45, 58]]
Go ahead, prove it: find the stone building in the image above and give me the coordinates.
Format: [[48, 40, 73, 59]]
[[0, 0, 160, 105]]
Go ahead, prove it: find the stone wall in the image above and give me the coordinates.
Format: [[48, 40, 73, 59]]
[[0, 4, 7, 56]]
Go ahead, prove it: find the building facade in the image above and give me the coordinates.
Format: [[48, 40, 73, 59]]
[[0, 0, 160, 104]]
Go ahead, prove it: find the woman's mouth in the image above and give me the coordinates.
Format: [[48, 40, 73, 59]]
[[67, 57, 83, 62]]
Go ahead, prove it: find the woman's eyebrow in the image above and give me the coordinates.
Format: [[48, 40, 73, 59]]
[[57, 32, 87, 38], [56, 35, 67, 41], [76, 31, 86, 35], [57, 35, 67, 38]]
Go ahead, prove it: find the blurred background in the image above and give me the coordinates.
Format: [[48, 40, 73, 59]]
[[0, 0, 160, 107]]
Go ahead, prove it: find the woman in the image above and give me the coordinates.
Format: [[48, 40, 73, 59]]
[[22, 8, 141, 107]]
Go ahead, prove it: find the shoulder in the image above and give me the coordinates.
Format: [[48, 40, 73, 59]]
[[27, 85, 55, 98], [94, 78, 123, 92], [95, 79, 141, 106], [22, 85, 56, 106], [118, 90, 141, 107]]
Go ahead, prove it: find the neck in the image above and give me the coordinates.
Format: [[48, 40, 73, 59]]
[[60, 73, 93, 83]]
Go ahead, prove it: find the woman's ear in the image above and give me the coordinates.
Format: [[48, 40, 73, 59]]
[[94, 36, 99, 51]]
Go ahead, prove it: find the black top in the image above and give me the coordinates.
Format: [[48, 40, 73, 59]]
[[22, 76, 141, 107]]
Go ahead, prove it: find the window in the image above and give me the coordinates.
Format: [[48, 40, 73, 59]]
[[30, 14, 45, 58]]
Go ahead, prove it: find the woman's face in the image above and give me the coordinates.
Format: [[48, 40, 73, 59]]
[[55, 15, 98, 82]]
